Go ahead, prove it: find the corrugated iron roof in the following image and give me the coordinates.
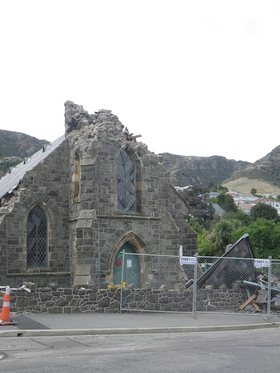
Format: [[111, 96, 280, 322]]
[[0, 135, 65, 200]]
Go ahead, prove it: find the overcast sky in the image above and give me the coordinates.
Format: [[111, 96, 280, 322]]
[[1, 0, 280, 163]]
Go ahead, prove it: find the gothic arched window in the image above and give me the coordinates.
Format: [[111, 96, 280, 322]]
[[117, 148, 136, 212], [27, 206, 48, 268], [73, 150, 81, 201]]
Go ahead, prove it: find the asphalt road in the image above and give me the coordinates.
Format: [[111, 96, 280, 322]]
[[0, 328, 279, 372]]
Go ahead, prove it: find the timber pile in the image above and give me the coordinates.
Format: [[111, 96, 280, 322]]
[[240, 273, 280, 313]]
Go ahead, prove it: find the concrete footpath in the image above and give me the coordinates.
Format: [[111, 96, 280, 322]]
[[0, 312, 280, 337]]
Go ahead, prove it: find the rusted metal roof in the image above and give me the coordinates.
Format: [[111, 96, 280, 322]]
[[0, 135, 65, 200]]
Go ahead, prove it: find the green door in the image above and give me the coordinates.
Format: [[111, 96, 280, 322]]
[[113, 243, 140, 288]]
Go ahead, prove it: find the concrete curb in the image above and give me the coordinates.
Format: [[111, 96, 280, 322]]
[[0, 322, 279, 338]]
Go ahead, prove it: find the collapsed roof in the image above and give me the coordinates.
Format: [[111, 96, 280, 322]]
[[197, 233, 256, 289]]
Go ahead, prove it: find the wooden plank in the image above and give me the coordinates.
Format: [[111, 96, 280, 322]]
[[252, 301, 261, 312], [240, 294, 256, 310]]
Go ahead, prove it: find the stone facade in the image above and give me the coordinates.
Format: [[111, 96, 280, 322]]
[[0, 101, 197, 289]]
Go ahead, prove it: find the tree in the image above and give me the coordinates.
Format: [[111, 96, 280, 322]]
[[217, 192, 238, 213], [246, 219, 280, 258], [210, 219, 234, 255], [179, 185, 215, 225], [250, 202, 279, 221], [210, 184, 228, 193], [251, 188, 257, 196], [228, 210, 252, 227], [197, 232, 216, 256], [231, 219, 280, 259], [187, 217, 204, 234]]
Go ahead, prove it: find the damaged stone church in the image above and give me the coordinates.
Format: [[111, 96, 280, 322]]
[[0, 102, 197, 289]]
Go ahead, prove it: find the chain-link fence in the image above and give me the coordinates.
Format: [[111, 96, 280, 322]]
[[270, 259, 280, 317], [120, 252, 280, 319], [120, 252, 195, 313], [195, 256, 268, 315]]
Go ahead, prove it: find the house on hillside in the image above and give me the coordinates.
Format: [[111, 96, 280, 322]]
[[226, 191, 258, 215], [237, 202, 253, 215], [0, 101, 197, 289], [229, 192, 280, 215], [253, 197, 280, 215], [228, 191, 258, 204]]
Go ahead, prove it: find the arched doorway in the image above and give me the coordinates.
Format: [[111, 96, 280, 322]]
[[113, 243, 140, 288]]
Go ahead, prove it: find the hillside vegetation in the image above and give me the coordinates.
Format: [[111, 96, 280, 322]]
[[222, 177, 280, 195]]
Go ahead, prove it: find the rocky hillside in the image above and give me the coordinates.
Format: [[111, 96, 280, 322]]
[[223, 146, 280, 187], [220, 147, 280, 195], [160, 146, 280, 195], [0, 129, 49, 158], [0, 130, 49, 178], [160, 153, 250, 188]]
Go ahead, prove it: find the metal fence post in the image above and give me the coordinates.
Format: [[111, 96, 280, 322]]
[[120, 250, 125, 313], [266, 256, 272, 321], [192, 253, 198, 318]]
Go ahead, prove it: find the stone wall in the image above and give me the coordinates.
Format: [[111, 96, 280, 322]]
[[121, 288, 246, 312], [2, 286, 247, 314], [0, 139, 71, 287], [8, 287, 121, 314]]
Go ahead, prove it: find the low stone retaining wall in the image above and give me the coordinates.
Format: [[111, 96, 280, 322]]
[[121, 289, 194, 312], [8, 287, 121, 314], [0, 286, 248, 314], [196, 288, 246, 311], [121, 288, 246, 312]]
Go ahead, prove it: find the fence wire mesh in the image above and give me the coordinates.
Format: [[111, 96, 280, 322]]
[[271, 259, 280, 316], [120, 252, 195, 313], [120, 252, 280, 318], [196, 256, 263, 314]]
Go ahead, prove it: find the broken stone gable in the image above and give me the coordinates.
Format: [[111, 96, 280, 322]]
[[0, 101, 197, 288]]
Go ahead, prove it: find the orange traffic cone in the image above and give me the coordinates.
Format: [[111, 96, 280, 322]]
[[0, 286, 17, 326]]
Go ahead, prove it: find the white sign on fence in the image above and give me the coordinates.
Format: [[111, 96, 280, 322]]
[[180, 256, 196, 266], [254, 259, 270, 268]]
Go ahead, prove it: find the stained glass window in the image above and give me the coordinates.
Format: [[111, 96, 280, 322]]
[[27, 206, 48, 267], [117, 148, 136, 212]]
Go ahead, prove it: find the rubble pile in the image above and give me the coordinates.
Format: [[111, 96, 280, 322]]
[[240, 273, 280, 313]]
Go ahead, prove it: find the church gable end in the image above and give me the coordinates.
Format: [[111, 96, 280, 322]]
[[0, 101, 197, 290]]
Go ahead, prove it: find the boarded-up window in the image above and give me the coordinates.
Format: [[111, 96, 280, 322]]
[[117, 148, 136, 212], [27, 206, 48, 267]]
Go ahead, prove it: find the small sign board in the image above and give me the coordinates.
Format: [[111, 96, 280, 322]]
[[180, 256, 196, 266], [254, 259, 270, 268], [126, 259, 132, 268]]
